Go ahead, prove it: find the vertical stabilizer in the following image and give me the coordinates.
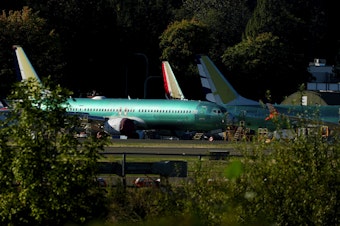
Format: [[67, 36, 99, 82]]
[[13, 45, 42, 84], [196, 55, 258, 105], [162, 61, 185, 100]]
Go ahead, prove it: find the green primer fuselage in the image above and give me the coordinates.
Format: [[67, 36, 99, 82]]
[[66, 98, 227, 132], [12, 45, 228, 136], [222, 104, 340, 133], [197, 55, 340, 132]]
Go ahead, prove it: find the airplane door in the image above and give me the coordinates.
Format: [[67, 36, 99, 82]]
[[197, 105, 208, 121]]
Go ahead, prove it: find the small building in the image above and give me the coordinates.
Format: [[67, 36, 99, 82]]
[[307, 58, 339, 91], [305, 58, 340, 105]]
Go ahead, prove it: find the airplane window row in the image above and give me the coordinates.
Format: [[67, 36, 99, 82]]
[[138, 109, 193, 113], [67, 108, 195, 114]]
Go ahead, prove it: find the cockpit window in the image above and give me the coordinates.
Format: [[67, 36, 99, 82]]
[[212, 108, 222, 114]]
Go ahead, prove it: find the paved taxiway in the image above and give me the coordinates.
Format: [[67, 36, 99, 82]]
[[101, 139, 241, 156], [97, 139, 239, 186]]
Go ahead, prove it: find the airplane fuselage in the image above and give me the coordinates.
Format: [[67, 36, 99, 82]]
[[226, 104, 340, 132], [10, 46, 229, 138], [196, 54, 340, 134], [66, 98, 227, 136]]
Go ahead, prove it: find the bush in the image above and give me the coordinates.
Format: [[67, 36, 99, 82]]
[[0, 79, 108, 225], [228, 129, 340, 225]]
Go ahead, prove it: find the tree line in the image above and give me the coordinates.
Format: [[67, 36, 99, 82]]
[[1, 0, 339, 103]]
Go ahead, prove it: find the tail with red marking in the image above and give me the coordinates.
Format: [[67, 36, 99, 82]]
[[161, 61, 186, 100]]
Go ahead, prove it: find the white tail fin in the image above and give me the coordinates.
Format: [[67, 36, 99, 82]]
[[162, 61, 185, 100], [13, 45, 42, 84], [196, 55, 258, 105]]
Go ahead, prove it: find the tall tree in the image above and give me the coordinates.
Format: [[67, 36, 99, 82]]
[[0, 7, 63, 99], [177, 0, 252, 61], [222, 0, 329, 102], [0, 79, 108, 225], [247, 0, 340, 61], [222, 32, 310, 103], [159, 19, 211, 100]]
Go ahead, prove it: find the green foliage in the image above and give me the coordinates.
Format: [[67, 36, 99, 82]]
[[103, 123, 339, 226], [237, 0, 324, 102], [0, 1, 338, 102], [0, 7, 63, 98], [245, 0, 328, 49], [224, 160, 243, 180], [178, 0, 252, 60], [229, 131, 340, 225], [223, 33, 283, 73], [222, 32, 308, 103], [159, 19, 211, 100], [159, 19, 211, 72], [0, 79, 108, 225], [179, 161, 232, 226]]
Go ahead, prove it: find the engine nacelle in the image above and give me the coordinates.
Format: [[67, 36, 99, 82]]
[[103, 118, 136, 137]]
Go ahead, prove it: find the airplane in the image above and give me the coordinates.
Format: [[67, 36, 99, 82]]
[[0, 99, 10, 122], [196, 54, 340, 138], [162, 61, 186, 100], [5, 45, 228, 139], [196, 55, 276, 131]]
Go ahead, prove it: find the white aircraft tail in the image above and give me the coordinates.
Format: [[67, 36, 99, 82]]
[[161, 61, 186, 100], [13, 45, 42, 84], [196, 55, 258, 106]]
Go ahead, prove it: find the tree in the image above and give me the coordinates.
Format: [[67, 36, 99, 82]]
[[0, 78, 108, 225], [245, 0, 336, 61], [229, 129, 340, 225], [177, 0, 252, 61], [0, 7, 64, 99], [235, 0, 335, 102], [159, 19, 211, 100], [222, 32, 310, 103]]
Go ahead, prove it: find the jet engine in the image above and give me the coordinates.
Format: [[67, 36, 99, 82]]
[[103, 118, 136, 137]]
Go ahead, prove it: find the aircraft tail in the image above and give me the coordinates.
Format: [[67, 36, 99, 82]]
[[13, 45, 42, 84], [161, 61, 185, 100], [0, 99, 9, 109], [196, 55, 258, 105]]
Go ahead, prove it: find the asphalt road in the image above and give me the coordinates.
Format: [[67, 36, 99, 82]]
[[97, 139, 239, 186], [101, 138, 241, 156]]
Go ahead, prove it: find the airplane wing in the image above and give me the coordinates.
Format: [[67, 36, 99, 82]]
[[67, 112, 147, 138], [162, 61, 185, 100]]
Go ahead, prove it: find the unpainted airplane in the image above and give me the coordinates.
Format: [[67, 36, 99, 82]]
[[196, 54, 340, 135], [0, 100, 10, 122], [7, 45, 228, 139]]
